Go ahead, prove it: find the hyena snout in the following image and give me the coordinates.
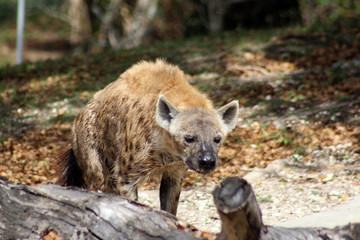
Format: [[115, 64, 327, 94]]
[[198, 142, 217, 172], [198, 152, 217, 170]]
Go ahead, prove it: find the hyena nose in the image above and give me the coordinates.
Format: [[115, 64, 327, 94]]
[[199, 152, 216, 171]]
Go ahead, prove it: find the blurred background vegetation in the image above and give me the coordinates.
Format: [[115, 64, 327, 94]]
[[1, 0, 359, 66]]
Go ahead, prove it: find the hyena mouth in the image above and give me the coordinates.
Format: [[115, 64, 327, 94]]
[[185, 159, 216, 174], [197, 168, 216, 174]]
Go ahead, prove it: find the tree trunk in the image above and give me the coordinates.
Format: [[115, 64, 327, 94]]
[[68, 0, 92, 45], [299, 0, 317, 26], [93, 0, 123, 49], [207, 0, 249, 33], [213, 177, 262, 240], [1, 177, 359, 240], [90, 0, 158, 50], [0, 178, 201, 240], [207, 0, 225, 33], [117, 0, 159, 49], [213, 177, 360, 240]]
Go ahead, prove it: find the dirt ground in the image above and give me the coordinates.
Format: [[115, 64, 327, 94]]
[[140, 143, 360, 233]]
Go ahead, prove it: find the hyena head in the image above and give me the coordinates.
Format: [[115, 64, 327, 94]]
[[156, 95, 239, 174]]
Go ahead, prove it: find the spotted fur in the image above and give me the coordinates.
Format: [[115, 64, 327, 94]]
[[56, 59, 239, 215]]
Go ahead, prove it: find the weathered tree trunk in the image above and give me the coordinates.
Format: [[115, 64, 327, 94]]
[[0, 178, 201, 240], [91, 0, 124, 49], [213, 177, 262, 240], [117, 0, 159, 49], [213, 177, 360, 240], [68, 0, 92, 45], [1, 177, 359, 240], [90, 0, 158, 50]]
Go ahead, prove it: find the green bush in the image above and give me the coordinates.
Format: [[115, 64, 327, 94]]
[[300, 0, 360, 31]]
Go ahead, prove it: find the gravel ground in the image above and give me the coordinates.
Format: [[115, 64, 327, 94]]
[[139, 143, 360, 233]]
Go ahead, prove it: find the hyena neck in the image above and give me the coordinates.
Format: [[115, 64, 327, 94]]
[[153, 129, 183, 165], [155, 150, 183, 166]]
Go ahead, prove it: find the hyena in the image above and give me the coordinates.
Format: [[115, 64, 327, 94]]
[[56, 59, 239, 215]]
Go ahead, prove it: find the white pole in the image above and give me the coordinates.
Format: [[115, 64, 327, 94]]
[[16, 0, 26, 64]]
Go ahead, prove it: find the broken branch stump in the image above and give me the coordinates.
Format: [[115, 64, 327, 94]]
[[213, 177, 360, 240]]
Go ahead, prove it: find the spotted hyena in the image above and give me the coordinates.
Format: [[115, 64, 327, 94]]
[[56, 59, 239, 215]]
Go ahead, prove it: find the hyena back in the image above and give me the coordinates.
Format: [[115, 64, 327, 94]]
[[56, 59, 239, 215]]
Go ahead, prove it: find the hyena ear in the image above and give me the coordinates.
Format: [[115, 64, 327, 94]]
[[156, 95, 179, 131], [217, 100, 239, 134]]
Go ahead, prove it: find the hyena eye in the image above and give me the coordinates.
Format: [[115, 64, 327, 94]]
[[214, 136, 222, 144], [184, 135, 196, 144]]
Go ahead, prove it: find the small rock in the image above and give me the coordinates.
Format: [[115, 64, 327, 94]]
[[322, 173, 334, 182], [329, 190, 340, 196]]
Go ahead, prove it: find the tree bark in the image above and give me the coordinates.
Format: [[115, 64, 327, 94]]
[[1, 177, 359, 240], [90, 0, 158, 50], [0, 178, 201, 240], [117, 0, 159, 49], [92, 0, 124, 49], [207, 0, 250, 33], [213, 177, 360, 240], [207, 0, 225, 33], [68, 0, 92, 45], [213, 177, 262, 240]]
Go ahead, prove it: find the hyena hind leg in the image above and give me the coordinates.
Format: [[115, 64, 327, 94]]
[[160, 170, 185, 215]]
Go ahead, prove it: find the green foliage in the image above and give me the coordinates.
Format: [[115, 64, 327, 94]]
[[300, 0, 360, 31], [294, 145, 308, 156], [262, 127, 299, 147], [0, 0, 16, 25], [257, 194, 273, 203], [277, 129, 296, 146]]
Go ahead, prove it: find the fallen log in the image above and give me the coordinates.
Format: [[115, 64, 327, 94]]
[[213, 177, 360, 240], [0, 177, 359, 240], [0, 178, 203, 240]]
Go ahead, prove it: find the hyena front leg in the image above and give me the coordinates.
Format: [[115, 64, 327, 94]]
[[106, 175, 139, 201], [117, 182, 138, 201], [160, 170, 185, 215]]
